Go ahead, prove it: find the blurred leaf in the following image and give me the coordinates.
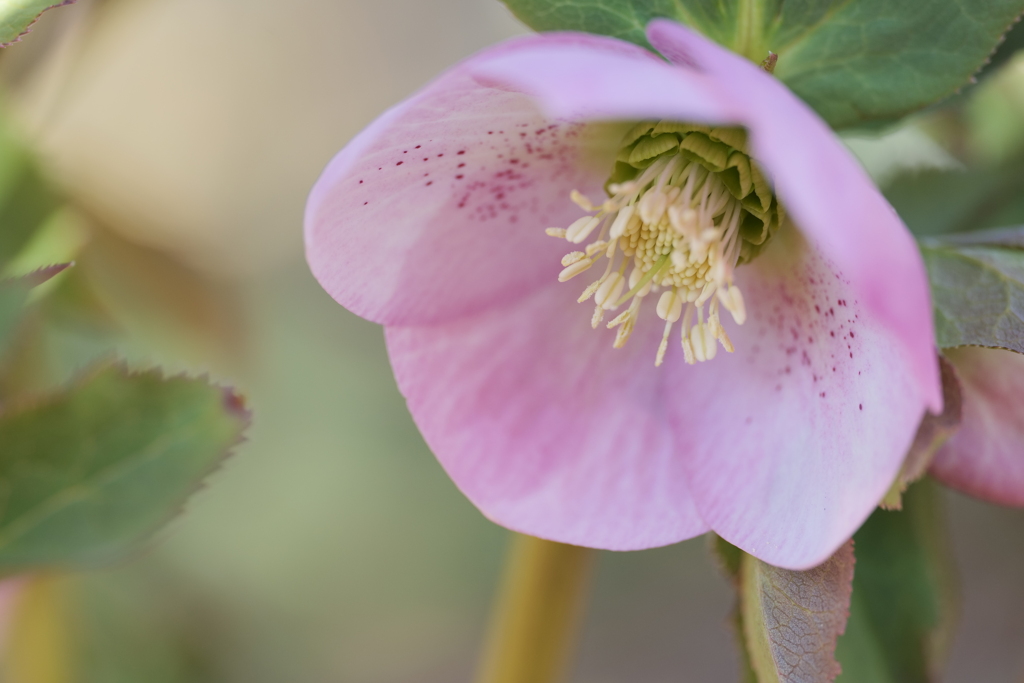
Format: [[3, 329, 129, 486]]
[[0, 363, 248, 574], [835, 480, 957, 683], [920, 235, 1024, 353], [0, 263, 70, 355], [71, 571, 223, 683], [0, 121, 61, 267], [497, 0, 1024, 129], [0, 0, 75, 47], [708, 534, 757, 683], [740, 541, 854, 683], [886, 160, 1024, 238], [78, 229, 247, 372], [881, 356, 963, 510]]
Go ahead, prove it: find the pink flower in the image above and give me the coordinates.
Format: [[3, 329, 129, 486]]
[[305, 20, 942, 569], [931, 348, 1024, 506]]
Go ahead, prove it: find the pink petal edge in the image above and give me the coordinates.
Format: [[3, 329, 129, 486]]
[[469, 22, 941, 414], [646, 20, 941, 415], [307, 22, 945, 567], [668, 227, 927, 569], [305, 33, 667, 327], [931, 347, 1024, 506], [386, 284, 709, 551]]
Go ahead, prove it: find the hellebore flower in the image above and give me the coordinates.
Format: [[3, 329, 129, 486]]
[[931, 348, 1024, 506], [305, 20, 942, 570]]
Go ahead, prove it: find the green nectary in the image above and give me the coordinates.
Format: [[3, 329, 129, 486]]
[[608, 121, 783, 264]]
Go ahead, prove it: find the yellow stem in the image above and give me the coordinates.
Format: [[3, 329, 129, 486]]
[[5, 575, 73, 683], [475, 534, 594, 683]]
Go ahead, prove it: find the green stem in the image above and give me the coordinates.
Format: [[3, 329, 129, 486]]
[[475, 534, 594, 683]]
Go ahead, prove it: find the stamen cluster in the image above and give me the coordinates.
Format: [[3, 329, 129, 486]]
[[546, 121, 781, 366]]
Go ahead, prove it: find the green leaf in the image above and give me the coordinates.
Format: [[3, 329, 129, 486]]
[[0, 263, 71, 356], [0, 0, 75, 47], [707, 534, 757, 683], [0, 119, 61, 267], [498, 0, 1024, 129], [740, 540, 855, 683], [0, 363, 248, 573], [835, 480, 957, 683], [976, 14, 1024, 83], [772, 2, 1024, 130], [920, 233, 1024, 352], [886, 160, 1024, 238]]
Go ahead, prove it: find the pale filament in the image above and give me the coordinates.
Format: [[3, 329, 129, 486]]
[[547, 153, 748, 366]]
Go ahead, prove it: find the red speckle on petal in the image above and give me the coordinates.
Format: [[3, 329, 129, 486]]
[[457, 150, 466, 155], [396, 161, 403, 166]]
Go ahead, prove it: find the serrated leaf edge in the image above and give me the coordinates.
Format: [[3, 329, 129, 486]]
[[0, 0, 77, 48], [0, 358, 249, 574]]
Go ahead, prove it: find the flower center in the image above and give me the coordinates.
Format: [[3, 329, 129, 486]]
[[546, 121, 782, 366]]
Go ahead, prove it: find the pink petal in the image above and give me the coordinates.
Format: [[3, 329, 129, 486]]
[[646, 20, 942, 414], [668, 228, 928, 570], [467, 33, 739, 124], [385, 284, 709, 550], [305, 34, 654, 327], [931, 347, 1024, 506]]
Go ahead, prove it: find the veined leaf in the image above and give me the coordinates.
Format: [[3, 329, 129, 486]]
[[0, 363, 248, 573], [740, 540, 855, 683], [920, 234, 1024, 353], [498, 0, 1024, 129]]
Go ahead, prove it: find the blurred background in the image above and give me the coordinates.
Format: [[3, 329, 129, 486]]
[[0, 1, 1023, 681]]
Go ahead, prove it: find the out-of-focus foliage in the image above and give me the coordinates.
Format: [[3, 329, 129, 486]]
[[0, 114, 59, 268], [498, 0, 1024, 129], [0, 107, 249, 592], [0, 0, 1021, 681], [835, 481, 958, 683], [0, 0, 74, 47], [0, 263, 67, 352], [886, 159, 1024, 238], [0, 365, 247, 574]]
